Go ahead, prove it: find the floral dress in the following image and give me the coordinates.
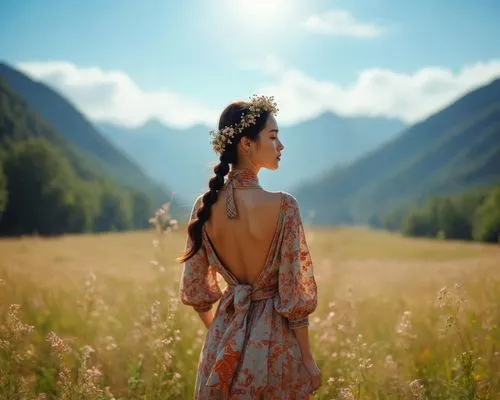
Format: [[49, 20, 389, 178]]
[[179, 170, 318, 399]]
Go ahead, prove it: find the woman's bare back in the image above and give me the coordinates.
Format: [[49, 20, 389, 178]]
[[180, 169, 318, 398], [204, 185, 282, 285]]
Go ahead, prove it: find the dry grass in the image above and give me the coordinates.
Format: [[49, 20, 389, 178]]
[[1, 227, 499, 399]]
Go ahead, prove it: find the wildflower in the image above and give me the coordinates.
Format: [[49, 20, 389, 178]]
[[409, 379, 425, 399], [80, 366, 104, 397], [46, 331, 70, 356], [104, 387, 115, 400], [80, 345, 95, 360], [437, 286, 449, 308], [338, 387, 355, 400], [84, 271, 97, 287], [149, 200, 178, 234], [24, 343, 35, 359], [384, 354, 397, 373], [6, 304, 34, 339], [164, 351, 173, 367], [150, 300, 161, 325], [359, 357, 373, 370], [102, 335, 118, 351], [396, 310, 417, 346]]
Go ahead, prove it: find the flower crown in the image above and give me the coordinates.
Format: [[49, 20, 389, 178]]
[[209, 94, 279, 154]]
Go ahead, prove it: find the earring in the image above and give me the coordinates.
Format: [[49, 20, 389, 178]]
[[248, 148, 253, 157]]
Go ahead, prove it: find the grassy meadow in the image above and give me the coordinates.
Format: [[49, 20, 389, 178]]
[[0, 225, 499, 399]]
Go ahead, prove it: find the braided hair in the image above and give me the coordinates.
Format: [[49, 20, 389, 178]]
[[177, 101, 271, 262]]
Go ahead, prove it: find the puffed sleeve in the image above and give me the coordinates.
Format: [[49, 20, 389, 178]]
[[179, 196, 222, 312], [274, 194, 317, 329]]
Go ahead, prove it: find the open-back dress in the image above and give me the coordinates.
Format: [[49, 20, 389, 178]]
[[179, 169, 318, 399]]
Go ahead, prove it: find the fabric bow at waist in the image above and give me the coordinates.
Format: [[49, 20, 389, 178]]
[[232, 284, 278, 312], [206, 283, 278, 395]]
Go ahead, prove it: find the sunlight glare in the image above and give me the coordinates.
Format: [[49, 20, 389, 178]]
[[232, 0, 290, 26]]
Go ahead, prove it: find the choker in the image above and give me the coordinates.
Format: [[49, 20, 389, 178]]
[[225, 169, 261, 218]]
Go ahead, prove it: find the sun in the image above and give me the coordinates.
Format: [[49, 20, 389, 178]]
[[238, 0, 285, 16], [232, 0, 291, 26]]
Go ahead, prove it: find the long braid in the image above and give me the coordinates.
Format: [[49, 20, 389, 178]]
[[177, 155, 230, 262]]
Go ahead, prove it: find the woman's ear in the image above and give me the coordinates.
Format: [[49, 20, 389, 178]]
[[239, 136, 252, 152]]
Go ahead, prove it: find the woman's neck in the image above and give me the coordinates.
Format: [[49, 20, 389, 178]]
[[231, 163, 259, 176], [227, 168, 260, 188]]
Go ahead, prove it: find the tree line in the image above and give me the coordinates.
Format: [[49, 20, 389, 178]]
[[0, 138, 154, 236], [1, 137, 498, 241], [378, 185, 500, 243]]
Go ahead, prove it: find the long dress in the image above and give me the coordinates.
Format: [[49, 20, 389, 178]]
[[179, 169, 318, 399]]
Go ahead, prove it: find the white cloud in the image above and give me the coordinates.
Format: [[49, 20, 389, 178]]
[[16, 61, 219, 128], [256, 59, 500, 124], [238, 54, 286, 76], [302, 10, 384, 38], [16, 59, 500, 128]]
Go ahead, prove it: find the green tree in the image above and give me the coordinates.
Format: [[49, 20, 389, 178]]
[[93, 183, 132, 232], [424, 197, 440, 236], [62, 180, 101, 233], [130, 189, 153, 229], [401, 197, 442, 238], [0, 139, 85, 235], [436, 197, 473, 240], [380, 206, 407, 231], [473, 187, 500, 243], [402, 211, 434, 237], [0, 161, 6, 216]]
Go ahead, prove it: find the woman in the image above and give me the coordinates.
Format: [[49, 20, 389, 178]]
[[177, 95, 321, 399]]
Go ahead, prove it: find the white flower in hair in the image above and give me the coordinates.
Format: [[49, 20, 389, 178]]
[[209, 94, 279, 154]]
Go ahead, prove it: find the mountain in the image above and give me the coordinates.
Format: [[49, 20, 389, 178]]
[[259, 112, 405, 189], [293, 78, 500, 225], [0, 74, 159, 234], [0, 62, 173, 209], [97, 120, 213, 202], [0, 75, 96, 178], [97, 112, 405, 200]]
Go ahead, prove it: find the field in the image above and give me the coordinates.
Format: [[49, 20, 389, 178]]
[[0, 226, 499, 399]]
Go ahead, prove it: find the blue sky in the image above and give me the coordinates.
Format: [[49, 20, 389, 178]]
[[1, 0, 500, 128]]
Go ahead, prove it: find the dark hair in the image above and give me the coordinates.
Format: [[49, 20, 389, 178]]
[[177, 101, 271, 263]]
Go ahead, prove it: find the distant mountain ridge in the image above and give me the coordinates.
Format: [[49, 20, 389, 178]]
[[98, 111, 405, 201], [292, 77, 500, 225], [97, 121, 213, 202], [0, 62, 406, 207]]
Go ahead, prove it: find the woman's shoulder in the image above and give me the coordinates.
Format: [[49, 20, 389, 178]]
[[260, 190, 300, 213], [279, 191, 300, 209]]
